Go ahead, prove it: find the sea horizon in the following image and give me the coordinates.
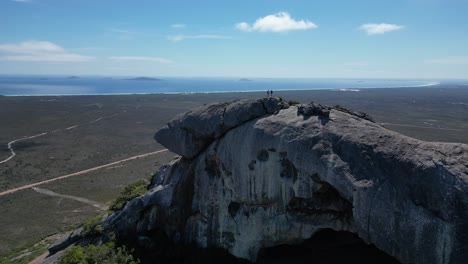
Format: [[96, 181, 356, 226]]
[[0, 75, 452, 96]]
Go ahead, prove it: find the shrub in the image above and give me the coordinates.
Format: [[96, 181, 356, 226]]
[[58, 243, 139, 264], [109, 180, 147, 212], [81, 214, 104, 237], [58, 246, 85, 264], [288, 100, 301, 106]]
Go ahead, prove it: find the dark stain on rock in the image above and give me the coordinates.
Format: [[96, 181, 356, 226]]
[[136, 228, 170, 254], [257, 149, 269, 162], [221, 162, 232, 176], [205, 154, 221, 177], [228, 202, 241, 218], [287, 178, 352, 220], [248, 160, 256, 171], [222, 232, 236, 247], [314, 181, 352, 214], [280, 158, 298, 181], [268, 148, 276, 152]]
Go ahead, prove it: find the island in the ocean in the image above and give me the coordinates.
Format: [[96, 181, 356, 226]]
[[126, 77, 162, 81], [66, 76, 80, 79], [238, 78, 253, 81]]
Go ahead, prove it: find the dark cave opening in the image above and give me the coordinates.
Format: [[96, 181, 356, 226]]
[[139, 229, 400, 264], [256, 229, 400, 264]]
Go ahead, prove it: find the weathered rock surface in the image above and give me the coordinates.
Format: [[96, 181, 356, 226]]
[[154, 98, 288, 159], [48, 228, 83, 255], [103, 99, 468, 263]]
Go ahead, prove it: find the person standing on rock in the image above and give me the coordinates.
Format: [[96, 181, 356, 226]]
[[271, 90, 273, 97], [267, 90, 270, 98]]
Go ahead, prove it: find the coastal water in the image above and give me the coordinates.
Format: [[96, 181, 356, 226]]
[[0, 76, 439, 96]]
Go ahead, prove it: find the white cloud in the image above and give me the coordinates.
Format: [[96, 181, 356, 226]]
[[236, 12, 317, 32], [425, 57, 468, 65], [359, 23, 404, 35], [12, 0, 32, 2], [167, 34, 232, 42], [108, 56, 173, 64], [0, 54, 92, 62], [236, 22, 250, 31], [109, 28, 138, 40], [0, 41, 94, 62], [171, 24, 186, 29], [342, 62, 369, 66], [110, 29, 137, 34]]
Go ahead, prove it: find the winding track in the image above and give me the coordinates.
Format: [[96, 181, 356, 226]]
[[32, 187, 108, 210], [0, 149, 168, 197], [0, 114, 118, 165], [0, 132, 48, 165]]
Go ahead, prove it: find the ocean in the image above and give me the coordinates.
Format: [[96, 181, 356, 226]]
[[0, 76, 439, 96]]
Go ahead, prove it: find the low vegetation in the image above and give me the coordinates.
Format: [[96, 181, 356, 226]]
[[288, 100, 301, 106], [81, 179, 150, 238], [109, 180, 148, 212], [57, 179, 151, 264], [58, 242, 139, 264], [0, 240, 46, 264], [81, 214, 105, 238]]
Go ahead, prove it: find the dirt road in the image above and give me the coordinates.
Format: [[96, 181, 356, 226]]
[[32, 187, 108, 210], [0, 114, 119, 165], [0, 132, 48, 165], [0, 149, 168, 197]]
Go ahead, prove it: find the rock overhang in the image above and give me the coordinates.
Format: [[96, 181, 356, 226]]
[[95, 99, 468, 263]]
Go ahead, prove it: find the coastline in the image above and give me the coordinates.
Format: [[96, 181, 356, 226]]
[[0, 81, 441, 97]]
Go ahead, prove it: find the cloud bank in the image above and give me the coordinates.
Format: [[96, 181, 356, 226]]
[[171, 24, 186, 29], [236, 12, 317, 32], [167, 34, 232, 42], [359, 23, 404, 35], [425, 57, 468, 65], [0, 41, 93, 62], [108, 56, 173, 64]]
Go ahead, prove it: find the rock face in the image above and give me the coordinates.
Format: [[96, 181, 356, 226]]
[[154, 98, 288, 159], [106, 99, 468, 264]]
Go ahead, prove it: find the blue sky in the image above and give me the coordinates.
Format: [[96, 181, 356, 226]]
[[0, 0, 467, 78]]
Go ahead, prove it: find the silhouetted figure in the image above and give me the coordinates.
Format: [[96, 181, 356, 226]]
[[267, 90, 270, 97], [270, 90, 273, 97]]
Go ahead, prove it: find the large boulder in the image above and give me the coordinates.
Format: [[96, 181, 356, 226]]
[[107, 100, 467, 263], [154, 98, 288, 159]]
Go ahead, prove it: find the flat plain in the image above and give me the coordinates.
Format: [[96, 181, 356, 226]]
[[1, 84, 468, 261]]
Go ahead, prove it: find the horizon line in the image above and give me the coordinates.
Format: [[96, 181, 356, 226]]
[[0, 74, 466, 81]]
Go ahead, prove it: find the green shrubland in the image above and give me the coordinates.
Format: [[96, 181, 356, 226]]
[[109, 180, 147, 212], [81, 214, 105, 238], [58, 242, 139, 264]]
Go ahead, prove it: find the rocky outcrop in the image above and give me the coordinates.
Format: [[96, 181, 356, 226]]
[[48, 228, 83, 255], [104, 99, 467, 263], [154, 98, 288, 159]]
